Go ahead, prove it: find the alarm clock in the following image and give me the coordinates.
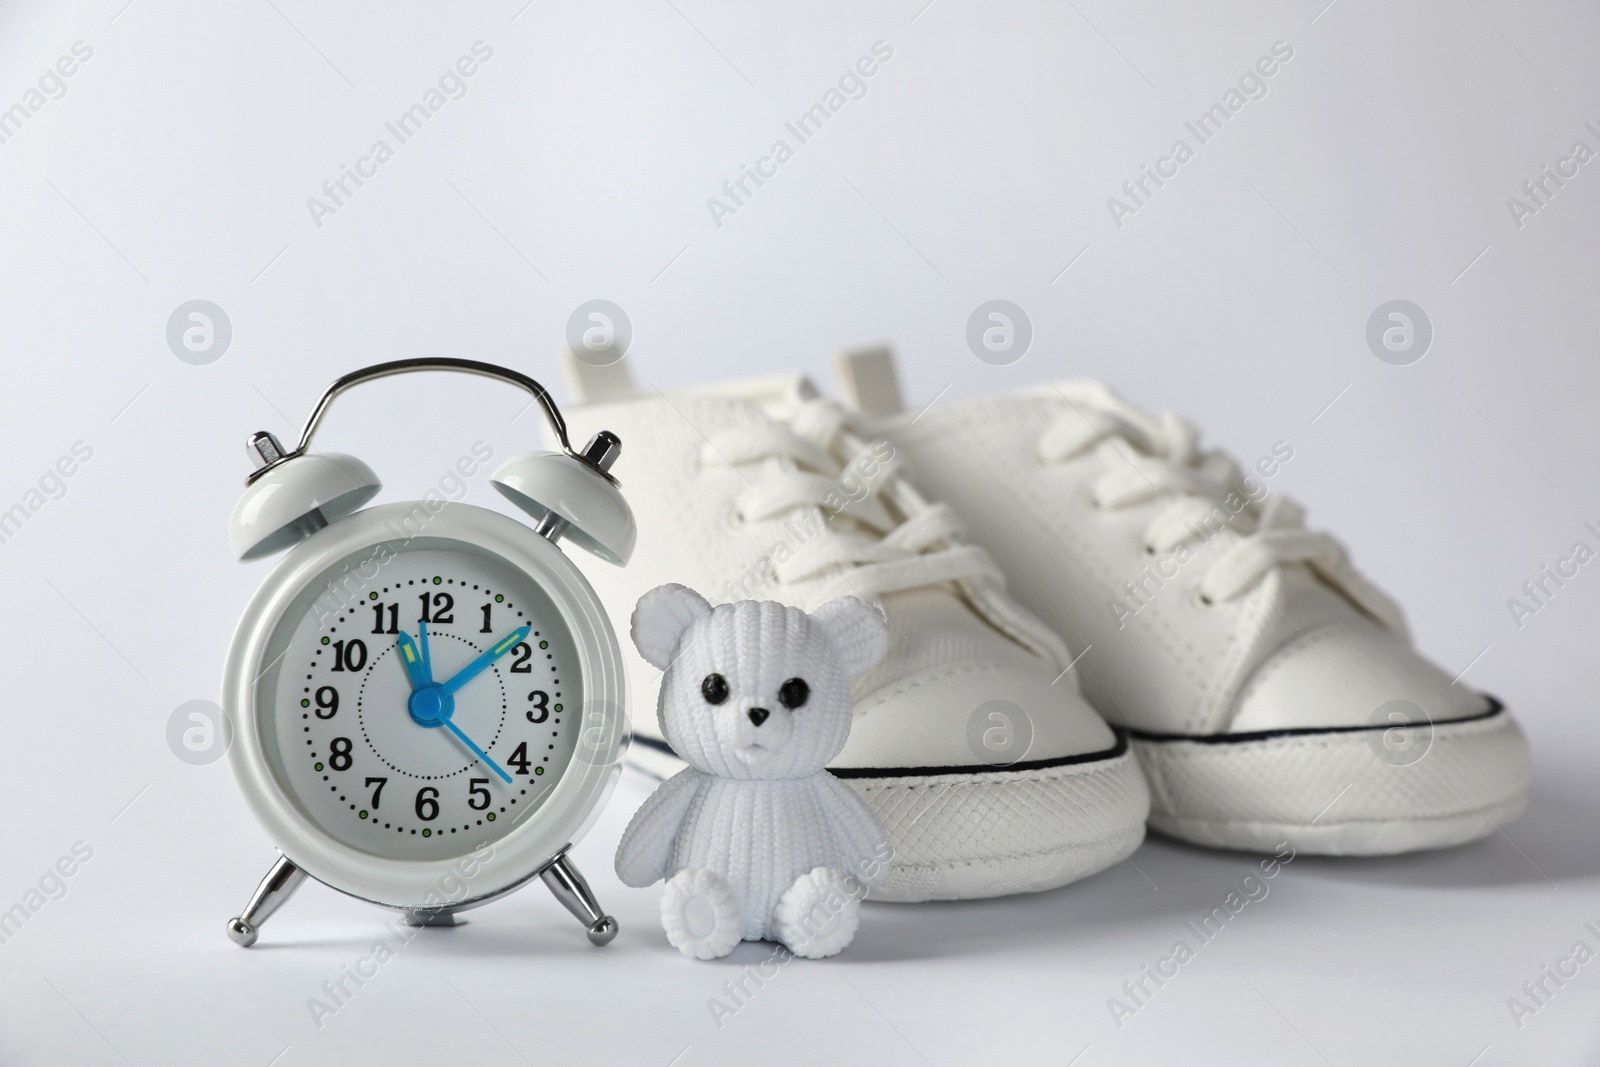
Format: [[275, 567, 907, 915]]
[[221, 358, 633, 948]]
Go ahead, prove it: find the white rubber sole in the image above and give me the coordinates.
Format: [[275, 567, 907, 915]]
[[837, 737, 1151, 902], [1132, 705, 1530, 856], [627, 733, 1151, 901]]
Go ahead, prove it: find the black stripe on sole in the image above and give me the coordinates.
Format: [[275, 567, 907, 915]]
[[627, 731, 1133, 780], [1125, 694, 1505, 746]]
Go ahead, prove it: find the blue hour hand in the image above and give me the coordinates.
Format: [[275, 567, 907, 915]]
[[396, 630, 431, 689]]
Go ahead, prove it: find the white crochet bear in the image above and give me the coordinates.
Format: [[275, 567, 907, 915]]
[[615, 584, 893, 960]]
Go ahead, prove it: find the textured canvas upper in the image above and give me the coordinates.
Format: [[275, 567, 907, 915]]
[[552, 367, 1119, 770], [864, 379, 1488, 737]]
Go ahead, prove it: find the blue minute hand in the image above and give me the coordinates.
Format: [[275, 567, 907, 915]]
[[440, 625, 532, 696]]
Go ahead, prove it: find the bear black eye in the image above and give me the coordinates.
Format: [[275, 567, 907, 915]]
[[778, 677, 809, 709], [701, 673, 730, 705]]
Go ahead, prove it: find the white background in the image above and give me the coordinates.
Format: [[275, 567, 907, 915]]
[[1, 0, 1597, 1063]]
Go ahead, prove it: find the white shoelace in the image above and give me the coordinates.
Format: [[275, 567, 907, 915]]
[[698, 397, 1069, 665], [1038, 400, 1407, 636], [702, 399, 998, 598]]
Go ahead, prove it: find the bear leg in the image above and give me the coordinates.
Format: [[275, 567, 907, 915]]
[[772, 867, 860, 959], [660, 868, 742, 960]]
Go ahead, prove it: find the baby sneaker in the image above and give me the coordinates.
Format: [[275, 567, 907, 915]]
[[836, 349, 1530, 855], [550, 356, 1149, 901]]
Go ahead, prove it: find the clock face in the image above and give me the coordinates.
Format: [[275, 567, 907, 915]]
[[265, 544, 581, 861]]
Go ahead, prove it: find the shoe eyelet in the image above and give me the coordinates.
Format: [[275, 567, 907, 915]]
[[1141, 543, 1157, 557], [1188, 585, 1215, 610]]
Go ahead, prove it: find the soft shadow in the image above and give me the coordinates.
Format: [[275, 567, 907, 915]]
[[1285, 775, 1600, 890], [234, 773, 1596, 962], [240, 916, 616, 958], [1130, 769, 1600, 892], [842, 838, 1268, 963]]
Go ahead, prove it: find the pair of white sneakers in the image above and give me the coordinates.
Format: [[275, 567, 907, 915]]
[[552, 348, 1530, 903]]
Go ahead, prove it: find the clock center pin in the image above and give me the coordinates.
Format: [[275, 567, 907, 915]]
[[408, 685, 452, 727]]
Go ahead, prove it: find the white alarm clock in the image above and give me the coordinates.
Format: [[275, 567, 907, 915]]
[[221, 359, 633, 948]]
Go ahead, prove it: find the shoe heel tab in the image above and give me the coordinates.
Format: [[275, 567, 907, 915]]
[[561, 349, 638, 405], [833, 344, 903, 416]]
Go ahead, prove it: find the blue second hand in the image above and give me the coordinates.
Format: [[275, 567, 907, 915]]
[[442, 718, 513, 783]]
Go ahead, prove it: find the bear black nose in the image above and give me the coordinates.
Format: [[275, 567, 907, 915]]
[[747, 707, 770, 727]]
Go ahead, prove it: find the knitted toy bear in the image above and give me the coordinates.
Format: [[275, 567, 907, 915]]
[[614, 584, 893, 960]]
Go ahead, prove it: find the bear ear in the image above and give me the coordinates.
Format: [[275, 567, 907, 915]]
[[810, 596, 890, 679], [631, 584, 713, 670]]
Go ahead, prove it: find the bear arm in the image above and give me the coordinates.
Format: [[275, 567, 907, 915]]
[[816, 774, 893, 888], [614, 770, 703, 887]]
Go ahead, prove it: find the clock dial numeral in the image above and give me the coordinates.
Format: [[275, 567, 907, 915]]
[[414, 787, 440, 821], [314, 686, 339, 719], [370, 602, 399, 634], [418, 592, 454, 624], [330, 639, 368, 673], [284, 558, 576, 856], [506, 742, 531, 775]]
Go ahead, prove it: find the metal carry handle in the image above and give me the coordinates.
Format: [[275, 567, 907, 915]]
[[248, 357, 610, 483]]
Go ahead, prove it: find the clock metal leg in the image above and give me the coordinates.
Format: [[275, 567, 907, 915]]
[[227, 854, 308, 947], [539, 847, 618, 946]]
